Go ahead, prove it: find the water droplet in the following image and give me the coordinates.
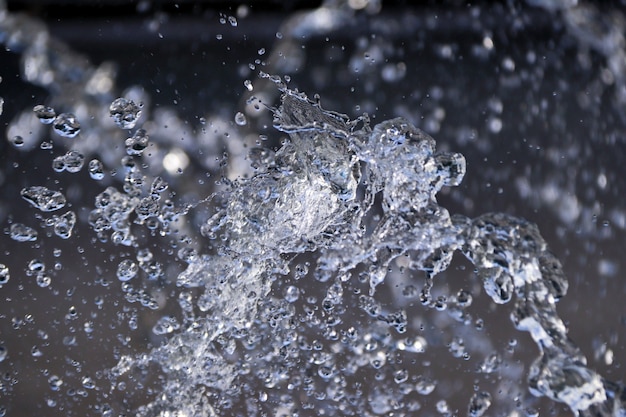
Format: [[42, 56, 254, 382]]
[[11, 135, 24, 147], [21, 186, 66, 212], [109, 98, 142, 129], [63, 150, 84, 173], [33, 105, 56, 124], [9, 223, 38, 242], [0, 264, 10, 286], [117, 259, 138, 281], [283, 285, 300, 303], [468, 391, 492, 417], [53, 211, 76, 239], [82, 376, 96, 389], [125, 129, 150, 156], [36, 274, 51, 287], [234, 111, 247, 126], [53, 113, 81, 138], [88, 159, 105, 180], [48, 375, 63, 391], [0, 345, 7, 362]]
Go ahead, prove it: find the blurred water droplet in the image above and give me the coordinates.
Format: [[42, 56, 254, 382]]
[[109, 98, 142, 129], [33, 105, 56, 124], [52, 113, 81, 138]]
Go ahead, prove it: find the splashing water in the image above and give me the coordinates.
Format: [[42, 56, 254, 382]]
[[0, 1, 625, 417]]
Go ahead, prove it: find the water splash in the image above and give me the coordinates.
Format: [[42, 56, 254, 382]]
[[0, 1, 625, 416]]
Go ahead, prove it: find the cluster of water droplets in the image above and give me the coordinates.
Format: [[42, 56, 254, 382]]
[[1, 1, 625, 416]]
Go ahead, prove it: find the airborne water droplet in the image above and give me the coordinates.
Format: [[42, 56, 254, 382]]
[[52, 113, 81, 138], [117, 260, 138, 281], [0, 264, 10, 285], [234, 111, 247, 126], [33, 105, 56, 124], [109, 98, 142, 129]]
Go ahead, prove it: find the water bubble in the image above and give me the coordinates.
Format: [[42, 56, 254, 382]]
[[468, 391, 492, 417], [234, 111, 247, 126], [228, 15, 237, 26], [88, 159, 105, 180], [117, 259, 138, 281], [33, 105, 56, 124], [125, 129, 150, 156], [0, 264, 9, 286], [109, 98, 142, 129], [244, 79, 253, 91], [9, 223, 38, 242], [53, 113, 81, 138]]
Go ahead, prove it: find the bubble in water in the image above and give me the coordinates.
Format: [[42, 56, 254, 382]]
[[117, 259, 138, 281], [0, 264, 9, 286], [228, 15, 237, 26], [234, 111, 247, 126], [10, 223, 38, 242], [109, 98, 142, 129], [0, 97, 3, 116], [88, 159, 104, 180], [0, 345, 6, 362], [244, 79, 253, 91], [52, 113, 81, 138], [468, 391, 492, 417], [33, 105, 56, 124], [125, 129, 150, 155], [20, 186, 66, 212]]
